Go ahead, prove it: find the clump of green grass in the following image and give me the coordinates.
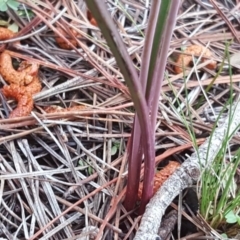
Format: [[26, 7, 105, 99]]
[[199, 110, 240, 237], [198, 44, 240, 238], [200, 149, 240, 236], [168, 42, 240, 238]]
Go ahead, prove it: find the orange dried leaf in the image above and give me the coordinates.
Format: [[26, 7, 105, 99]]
[[87, 10, 98, 26], [174, 45, 217, 74], [0, 27, 15, 40], [17, 61, 39, 76], [0, 51, 39, 85], [138, 161, 180, 199], [90, 18, 98, 27], [55, 27, 81, 50], [0, 51, 42, 118], [2, 84, 34, 118], [2, 76, 41, 118], [55, 10, 97, 49], [44, 105, 87, 113], [25, 76, 42, 95]]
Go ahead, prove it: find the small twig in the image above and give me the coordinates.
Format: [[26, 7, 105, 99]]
[[134, 100, 240, 239]]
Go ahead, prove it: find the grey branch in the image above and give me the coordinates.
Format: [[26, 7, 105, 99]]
[[134, 101, 240, 239]]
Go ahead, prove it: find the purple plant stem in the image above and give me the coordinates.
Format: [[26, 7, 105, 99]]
[[147, 1, 181, 129], [139, 1, 162, 90], [140, 0, 180, 213], [86, 1, 155, 211], [125, 1, 162, 211], [124, 118, 142, 210]]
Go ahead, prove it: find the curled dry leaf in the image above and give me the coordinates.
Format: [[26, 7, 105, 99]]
[[2, 75, 41, 118], [2, 84, 34, 118], [0, 42, 41, 118], [44, 105, 87, 114], [174, 45, 217, 74], [0, 52, 38, 85], [1, 74, 41, 118], [0, 27, 15, 40], [24, 75, 42, 95], [17, 60, 39, 76], [56, 10, 97, 50], [55, 25, 81, 50], [87, 10, 98, 26], [138, 161, 180, 199]]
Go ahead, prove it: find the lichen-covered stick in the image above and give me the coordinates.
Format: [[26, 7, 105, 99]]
[[134, 100, 240, 240]]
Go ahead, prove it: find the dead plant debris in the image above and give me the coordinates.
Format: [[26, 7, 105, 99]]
[[0, 1, 239, 240], [138, 161, 180, 199], [174, 45, 217, 74], [0, 45, 41, 118]]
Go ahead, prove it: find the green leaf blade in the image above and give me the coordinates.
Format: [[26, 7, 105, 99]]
[[0, 2, 8, 12], [7, 0, 20, 11]]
